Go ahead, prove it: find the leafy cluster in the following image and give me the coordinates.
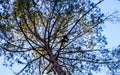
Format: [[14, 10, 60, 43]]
[[0, 0, 118, 75]]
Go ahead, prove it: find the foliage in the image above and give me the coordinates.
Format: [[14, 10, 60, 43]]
[[0, 0, 119, 75]]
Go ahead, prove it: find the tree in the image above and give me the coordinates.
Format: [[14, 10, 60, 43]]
[[0, 0, 118, 75]]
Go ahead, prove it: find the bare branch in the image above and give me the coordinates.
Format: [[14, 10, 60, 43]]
[[67, 0, 104, 35], [59, 56, 115, 64]]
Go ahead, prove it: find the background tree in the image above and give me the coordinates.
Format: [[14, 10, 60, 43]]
[[0, 0, 118, 75]]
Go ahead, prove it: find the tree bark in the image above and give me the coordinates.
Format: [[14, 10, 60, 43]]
[[49, 54, 66, 75]]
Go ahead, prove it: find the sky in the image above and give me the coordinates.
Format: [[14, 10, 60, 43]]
[[99, 0, 120, 49], [0, 0, 120, 75]]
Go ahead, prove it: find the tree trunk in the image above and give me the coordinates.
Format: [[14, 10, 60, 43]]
[[49, 55, 66, 75]]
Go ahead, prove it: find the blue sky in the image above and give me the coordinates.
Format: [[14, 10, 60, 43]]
[[0, 0, 120, 75], [99, 0, 120, 49]]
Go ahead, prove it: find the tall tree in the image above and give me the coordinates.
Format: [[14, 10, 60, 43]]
[[0, 0, 117, 75]]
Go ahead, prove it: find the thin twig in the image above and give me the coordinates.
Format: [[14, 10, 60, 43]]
[[17, 57, 40, 75]]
